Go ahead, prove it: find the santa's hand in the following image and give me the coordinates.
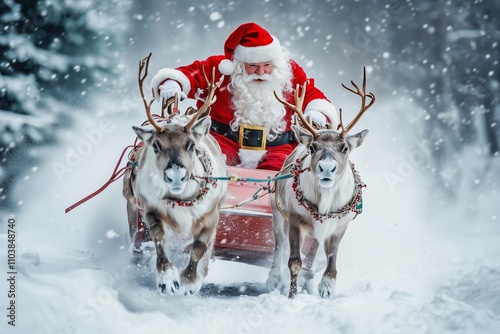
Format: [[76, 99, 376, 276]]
[[304, 110, 327, 127], [159, 80, 187, 101]]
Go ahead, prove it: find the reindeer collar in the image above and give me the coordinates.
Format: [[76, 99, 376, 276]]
[[290, 155, 365, 223], [161, 148, 218, 208]]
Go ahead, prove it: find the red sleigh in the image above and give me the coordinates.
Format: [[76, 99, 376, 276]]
[[214, 166, 275, 266]]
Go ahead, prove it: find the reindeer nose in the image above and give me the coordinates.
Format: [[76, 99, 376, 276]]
[[165, 165, 187, 181], [164, 165, 188, 194], [316, 160, 338, 188], [318, 161, 337, 174], [319, 163, 337, 174]]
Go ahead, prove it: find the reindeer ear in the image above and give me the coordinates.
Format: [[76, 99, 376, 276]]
[[292, 125, 314, 147], [133, 126, 155, 143], [190, 116, 211, 140], [346, 129, 369, 149]]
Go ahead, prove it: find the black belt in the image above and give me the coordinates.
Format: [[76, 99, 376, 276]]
[[210, 119, 295, 149]]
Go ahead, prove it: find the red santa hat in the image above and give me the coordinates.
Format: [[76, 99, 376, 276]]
[[218, 22, 282, 76]]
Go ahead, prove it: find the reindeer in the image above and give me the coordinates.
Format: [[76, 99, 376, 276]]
[[122, 54, 227, 295], [267, 68, 375, 298]]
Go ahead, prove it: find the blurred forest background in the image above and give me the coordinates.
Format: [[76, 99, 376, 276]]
[[1, 0, 499, 211]]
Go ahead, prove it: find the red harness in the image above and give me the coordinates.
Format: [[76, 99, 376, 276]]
[[65, 139, 142, 213]]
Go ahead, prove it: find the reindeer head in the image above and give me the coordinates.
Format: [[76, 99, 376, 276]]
[[293, 126, 369, 188], [276, 67, 374, 188], [133, 117, 211, 194], [134, 53, 223, 195]]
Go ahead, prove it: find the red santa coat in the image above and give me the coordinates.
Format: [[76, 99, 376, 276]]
[[151, 55, 337, 170]]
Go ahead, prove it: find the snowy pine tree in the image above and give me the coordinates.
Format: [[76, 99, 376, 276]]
[[0, 0, 131, 209]]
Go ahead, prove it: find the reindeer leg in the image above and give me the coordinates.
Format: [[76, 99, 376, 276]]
[[318, 226, 347, 298], [299, 235, 319, 294], [287, 219, 303, 298], [126, 202, 141, 252], [199, 236, 214, 278], [266, 208, 290, 294], [182, 240, 207, 295], [145, 211, 182, 295], [181, 216, 218, 295]]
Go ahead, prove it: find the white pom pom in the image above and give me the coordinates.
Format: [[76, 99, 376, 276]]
[[218, 59, 235, 76]]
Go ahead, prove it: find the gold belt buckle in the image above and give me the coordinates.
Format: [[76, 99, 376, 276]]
[[238, 124, 267, 150]]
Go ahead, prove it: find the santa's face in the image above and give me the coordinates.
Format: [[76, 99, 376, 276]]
[[244, 61, 274, 78]]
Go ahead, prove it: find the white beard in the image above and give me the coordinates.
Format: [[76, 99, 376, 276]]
[[238, 148, 267, 169], [229, 62, 292, 141], [228, 59, 293, 168]]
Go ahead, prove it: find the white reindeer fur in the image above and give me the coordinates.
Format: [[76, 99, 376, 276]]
[[291, 145, 356, 214], [268, 127, 367, 297], [278, 143, 357, 233], [134, 131, 226, 232]]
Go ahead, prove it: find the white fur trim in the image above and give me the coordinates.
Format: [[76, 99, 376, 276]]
[[233, 36, 281, 63], [219, 59, 235, 76], [150, 68, 191, 100], [238, 149, 266, 169], [305, 99, 338, 129]]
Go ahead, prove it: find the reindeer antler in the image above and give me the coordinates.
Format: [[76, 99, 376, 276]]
[[183, 66, 224, 133], [338, 67, 375, 138], [274, 82, 319, 137], [138, 53, 163, 132], [162, 94, 179, 118]]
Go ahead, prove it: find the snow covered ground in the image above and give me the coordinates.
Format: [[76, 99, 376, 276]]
[[1, 100, 500, 334]]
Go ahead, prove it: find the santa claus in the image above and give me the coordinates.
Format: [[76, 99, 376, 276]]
[[151, 22, 337, 170]]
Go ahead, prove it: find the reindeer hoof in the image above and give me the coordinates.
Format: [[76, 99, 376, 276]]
[[318, 277, 336, 298], [298, 269, 315, 295], [182, 278, 203, 296], [157, 267, 184, 295], [158, 281, 180, 294], [266, 269, 288, 295]]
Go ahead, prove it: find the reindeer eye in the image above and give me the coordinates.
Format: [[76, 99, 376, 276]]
[[341, 143, 349, 154], [152, 142, 160, 154], [309, 143, 317, 153], [187, 142, 196, 152]]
